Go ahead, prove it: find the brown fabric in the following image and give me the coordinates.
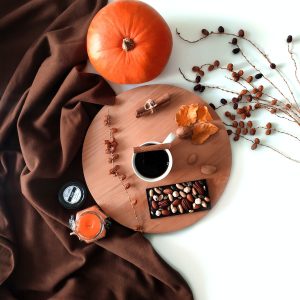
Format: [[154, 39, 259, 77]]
[[0, 1, 193, 299]]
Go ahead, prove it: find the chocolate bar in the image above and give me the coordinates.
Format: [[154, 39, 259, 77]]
[[146, 179, 210, 219]]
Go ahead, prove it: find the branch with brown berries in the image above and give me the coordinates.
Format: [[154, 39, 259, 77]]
[[177, 26, 300, 163], [104, 111, 143, 231]]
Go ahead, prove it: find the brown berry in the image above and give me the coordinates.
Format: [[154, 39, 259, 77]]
[[208, 65, 214, 71], [246, 76, 253, 83], [254, 138, 260, 144], [241, 113, 247, 120], [202, 29, 209, 36], [233, 135, 240, 141], [270, 63, 276, 69], [238, 70, 244, 76], [199, 70, 205, 76], [271, 99, 277, 105], [250, 128, 256, 135], [254, 103, 261, 109], [230, 114, 236, 121], [232, 38, 238, 45], [214, 60, 220, 67], [251, 88, 258, 94], [251, 143, 257, 150], [232, 121, 238, 128], [287, 35, 293, 43], [256, 91, 263, 98], [258, 85, 264, 92], [247, 121, 253, 128], [266, 122, 272, 129], [227, 63, 234, 71], [195, 75, 201, 83], [232, 48, 240, 54], [246, 95, 253, 102], [218, 26, 225, 33], [271, 108, 277, 114], [240, 89, 248, 95], [227, 129, 233, 135], [285, 103, 291, 109], [192, 66, 200, 72], [238, 29, 245, 37], [242, 128, 248, 135], [239, 121, 245, 128], [225, 111, 231, 118], [265, 129, 272, 135]]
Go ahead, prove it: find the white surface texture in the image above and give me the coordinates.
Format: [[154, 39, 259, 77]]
[[95, 1, 300, 299]]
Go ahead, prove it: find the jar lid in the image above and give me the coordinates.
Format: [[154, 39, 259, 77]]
[[58, 181, 86, 209]]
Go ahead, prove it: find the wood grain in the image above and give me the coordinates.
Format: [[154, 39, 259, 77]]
[[82, 84, 232, 233]]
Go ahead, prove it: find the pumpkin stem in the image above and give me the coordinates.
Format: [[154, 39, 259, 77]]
[[122, 38, 135, 51]]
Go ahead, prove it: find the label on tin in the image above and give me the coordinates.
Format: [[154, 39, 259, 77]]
[[63, 186, 82, 204]]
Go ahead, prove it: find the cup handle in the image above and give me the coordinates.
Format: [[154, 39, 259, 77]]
[[163, 132, 176, 144]]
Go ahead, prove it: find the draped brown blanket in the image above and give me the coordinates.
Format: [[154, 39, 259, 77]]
[[0, 1, 193, 299]]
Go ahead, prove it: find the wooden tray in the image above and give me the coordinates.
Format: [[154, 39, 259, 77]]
[[82, 84, 231, 233]]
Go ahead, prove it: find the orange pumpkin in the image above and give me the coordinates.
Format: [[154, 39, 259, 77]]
[[87, 0, 173, 84]]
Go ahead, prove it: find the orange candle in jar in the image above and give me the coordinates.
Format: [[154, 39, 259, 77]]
[[77, 212, 102, 239]]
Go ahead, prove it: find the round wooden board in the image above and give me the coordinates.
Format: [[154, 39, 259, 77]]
[[82, 84, 231, 233]]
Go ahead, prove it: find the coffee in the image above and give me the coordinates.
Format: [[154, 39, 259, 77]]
[[134, 146, 169, 179]]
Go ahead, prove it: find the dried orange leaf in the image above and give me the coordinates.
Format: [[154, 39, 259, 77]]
[[192, 122, 219, 145], [197, 105, 213, 122]]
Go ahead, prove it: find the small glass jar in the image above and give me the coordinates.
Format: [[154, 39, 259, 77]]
[[69, 205, 111, 243]]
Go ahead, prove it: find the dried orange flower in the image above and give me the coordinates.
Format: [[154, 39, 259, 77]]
[[192, 122, 219, 145]]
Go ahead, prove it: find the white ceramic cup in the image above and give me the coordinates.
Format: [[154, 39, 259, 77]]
[[132, 133, 176, 182]]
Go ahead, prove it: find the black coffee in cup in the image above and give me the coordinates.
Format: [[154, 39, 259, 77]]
[[134, 145, 169, 179]]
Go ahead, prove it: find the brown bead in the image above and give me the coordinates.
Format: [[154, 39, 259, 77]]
[[239, 121, 245, 128], [242, 128, 248, 135], [214, 60, 220, 67], [199, 70, 205, 76], [265, 129, 272, 135], [251, 88, 258, 94], [227, 63, 234, 71], [247, 121, 253, 128], [240, 89, 248, 95], [208, 65, 214, 71], [286, 103, 291, 109], [270, 63, 276, 69], [236, 128, 241, 135], [225, 111, 231, 118], [237, 108, 244, 114], [232, 121, 238, 128], [246, 76, 253, 83], [227, 129, 233, 135], [254, 138, 260, 144], [287, 35, 293, 43], [251, 143, 257, 150], [233, 76, 240, 82], [232, 72, 238, 78], [271, 99, 278, 105], [218, 26, 225, 33], [266, 122, 272, 129], [250, 128, 256, 135]]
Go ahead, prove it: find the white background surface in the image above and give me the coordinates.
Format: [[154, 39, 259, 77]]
[[95, 1, 300, 299]]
